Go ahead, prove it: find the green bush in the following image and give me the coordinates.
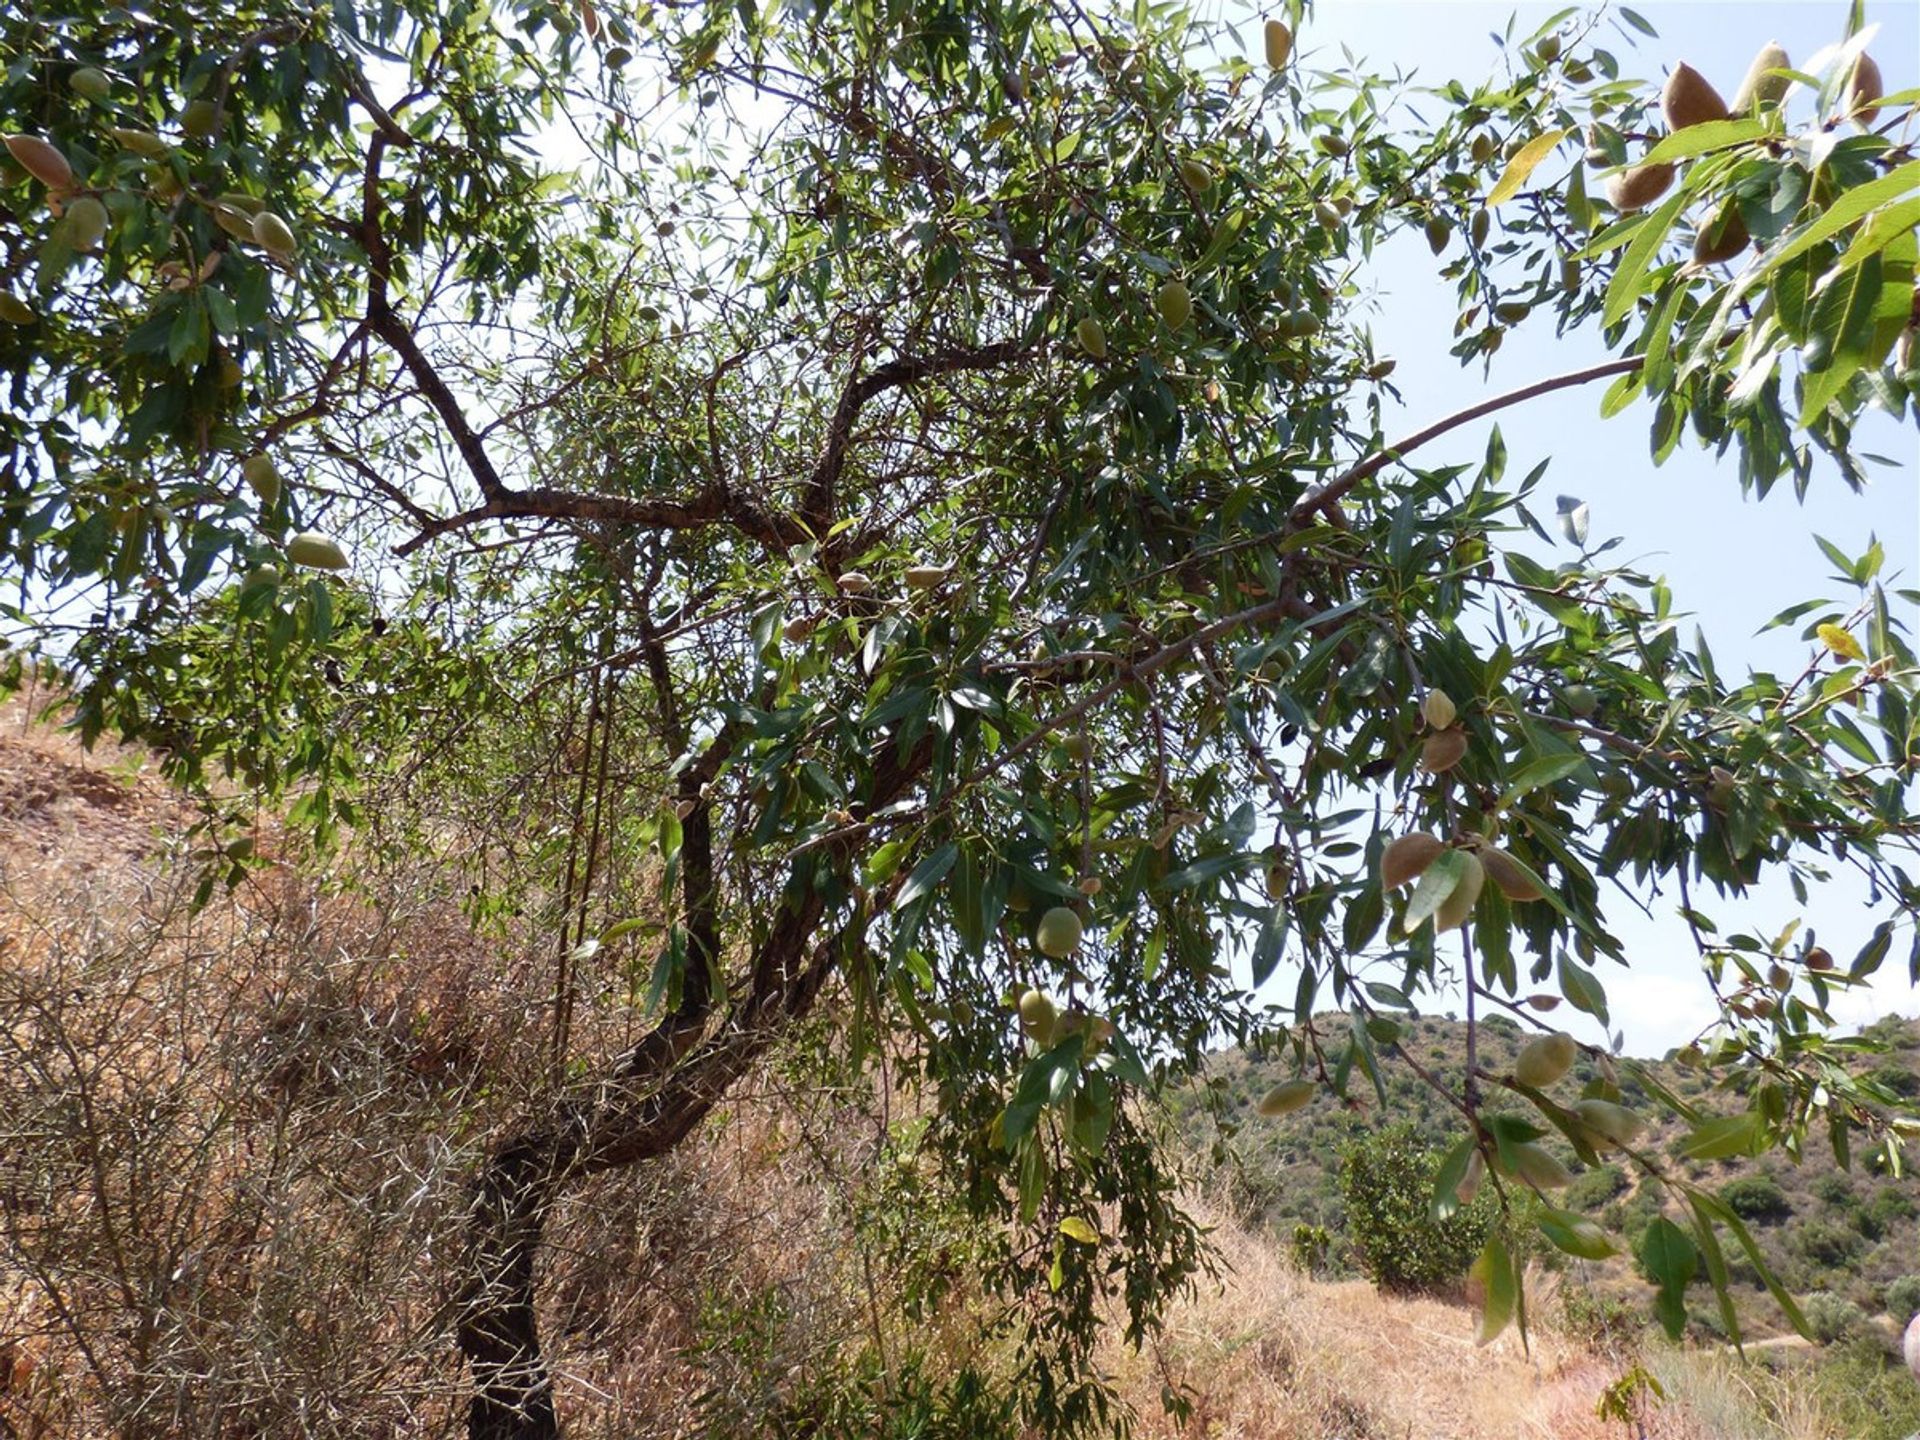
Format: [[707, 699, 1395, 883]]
[[1802, 1338, 1920, 1440], [1564, 1164, 1628, 1211], [1867, 1185, 1915, 1227], [1802, 1290, 1868, 1345], [1811, 1172, 1855, 1207], [1883, 1274, 1920, 1322], [1288, 1222, 1332, 1275], [1717, 1174, 1790, 1222], [1559, 1282, 1638, 1348], [1790, 1218, 1865, 1268], [1337, 1124, 1494, 1294]]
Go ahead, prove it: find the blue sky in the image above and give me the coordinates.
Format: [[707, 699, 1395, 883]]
[[1231, 1, 1920, 1053]]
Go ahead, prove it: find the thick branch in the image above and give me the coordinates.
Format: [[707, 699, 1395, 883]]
[[800, 338, 1033, 532], [455, 726, 932, 1439], [1291, 355, 1645, 524]]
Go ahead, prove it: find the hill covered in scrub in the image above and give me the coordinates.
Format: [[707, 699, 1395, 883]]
[[1175, 1011, 1920, 1345]]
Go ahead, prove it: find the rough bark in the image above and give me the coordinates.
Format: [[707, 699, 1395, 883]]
[[454, 735, 929, 1438]]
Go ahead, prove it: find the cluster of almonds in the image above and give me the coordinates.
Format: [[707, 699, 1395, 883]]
[[1452, 1032, 1645, 1206], [1417, 687, 1467, 773], [1381, 824, 1545, 936], [4, 74, 302, 284], [1066, 17, 1301, 368], [1603, 39, 1884, 233]]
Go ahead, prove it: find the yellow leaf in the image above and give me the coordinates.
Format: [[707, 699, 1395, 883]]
[[1059, 1216, 1100, 1246], [1488, 128, 1571, 206], [1817, 623, 1865, 662]]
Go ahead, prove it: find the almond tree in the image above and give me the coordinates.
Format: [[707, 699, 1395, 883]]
[[3, 2, 1917, 1435]]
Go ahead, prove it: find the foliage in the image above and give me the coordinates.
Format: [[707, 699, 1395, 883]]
[[1563, 1162, 1628, 1211], [1718, 1174, 1791, 1222], [1800, 1289, 1869, 1345], [3, 0, 1919, 1431], [1884, 1272, 1920, 1321], [1802, 1338, 1920, 1440], [1287, 1222, 1333, 1275], [1338, 1124, 1495, 1292], [1192, 1014, 1920, 1332]]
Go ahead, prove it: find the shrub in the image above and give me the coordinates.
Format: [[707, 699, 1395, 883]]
[[1811, 1172, 1855, 1207], [1564, 1164, 1628, 1211], [1802, 1290, 1868, 1345], [1867, 1185, 1915, 1227], [1883, 1274, 1920, 1322], [1559, 1283, 1638, 1348], [1802, 1338, 1920, 1440], [1337, 1124, 1494, 1293], [1790, 1218, 1864, 1268], [1717, 1174, 1790, 1222], [1288, 1222, 1332, 1275]]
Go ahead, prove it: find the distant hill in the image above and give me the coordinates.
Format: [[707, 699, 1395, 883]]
[[1172, 1011, 1920, 1341]]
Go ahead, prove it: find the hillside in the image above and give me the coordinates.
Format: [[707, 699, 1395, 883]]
[[1177, 1012, 1920, 1344]]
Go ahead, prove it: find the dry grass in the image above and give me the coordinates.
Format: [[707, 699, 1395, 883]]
[[0, 696, 919, 1438], [1101, 1219, 1715, 1440]]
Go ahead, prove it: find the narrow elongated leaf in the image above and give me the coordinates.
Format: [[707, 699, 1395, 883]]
[[1603, 188, 1691, 328], [1470, 1234, 1516, 1345], [1402, 848, 1467, 933], [1679, 1110, 1761, 1161], [1751, 160, 1920, 283], [894, 842, 957, 910], [1488, 128, 1570, 205], [1637, 118, 1767, 167]]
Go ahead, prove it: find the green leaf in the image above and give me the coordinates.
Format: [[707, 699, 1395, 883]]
[[1470, 1234, 1516, 1345], [1557, 951, 1609, 1025], [1538, 1208, 1616, 1260], [1430, 1136, 1476, 1223], [1637, 1217, 1697, 1340], [1401, 848, 1467, 934], [1691, 1190, 1811, 1339], [1637, 1217, 1697, 1293], [1603, 187, 1690, 328], [1679, 1111, 1761, 1161], [1499, 751, 1588, 806], [1637, 118, 1767, 167], [1751, 160, 1920, 285], [894, 842, 957, 910], [1798, 253, 1891, 424]]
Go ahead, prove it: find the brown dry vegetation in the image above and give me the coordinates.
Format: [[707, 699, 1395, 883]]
[[0, 699, 1909, 1440]]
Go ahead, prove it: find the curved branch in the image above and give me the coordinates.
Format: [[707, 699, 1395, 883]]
[[1292, 355, 1645, 523], [800, 337, 1036, 532]]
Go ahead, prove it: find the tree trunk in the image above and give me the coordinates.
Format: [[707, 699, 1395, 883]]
[[457, 1133, 568, 1439], [452, 733, 928, 1437], [453, 914, 826, 1438]]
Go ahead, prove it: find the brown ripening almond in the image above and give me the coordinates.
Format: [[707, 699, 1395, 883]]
[[1606, 162, 1675, 212], [1420, 728, 1469, 774], [1663, 62, 1729, 130], [1730, 42, 1791, 113], [1693, 205, 1749, 265], [4, 134, 74, 190], [1480, 846, 1545, 902], [1846, 52, 1884, 127], [1381, 833, 1446, 890]]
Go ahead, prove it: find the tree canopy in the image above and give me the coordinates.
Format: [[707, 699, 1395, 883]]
[[3, 1, 1918, 1435]]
